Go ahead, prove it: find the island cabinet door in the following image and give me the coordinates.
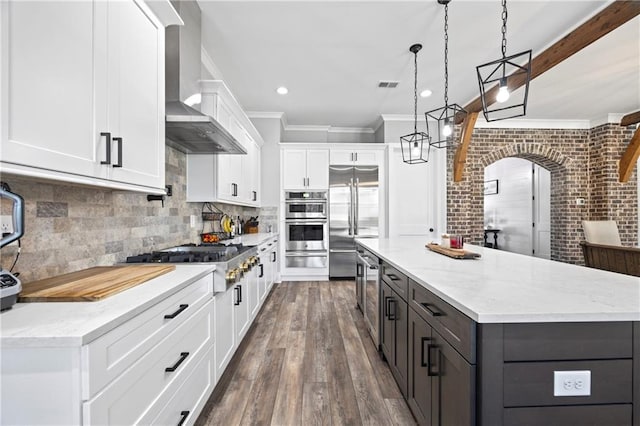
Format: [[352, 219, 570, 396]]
[[381, 282, 408, 398], [408, 309, 433, 425], [381, 282, 395, 363], [431, 329, 476, 426]]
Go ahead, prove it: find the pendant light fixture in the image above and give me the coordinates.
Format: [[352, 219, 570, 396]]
[[425, 0, 465, 149], [476, 0, 532, 122], [400, 43, 430, 164]]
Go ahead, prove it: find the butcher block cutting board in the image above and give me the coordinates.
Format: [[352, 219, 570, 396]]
[[426, 243, 481, 259], [18, 265, 176, 302]]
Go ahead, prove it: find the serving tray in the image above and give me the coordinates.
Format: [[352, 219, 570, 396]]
[[426, 243, 481, 259], [18, 265, 176, 302]]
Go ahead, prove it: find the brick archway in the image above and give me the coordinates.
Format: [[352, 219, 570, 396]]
[[478, 144, 569, 261]]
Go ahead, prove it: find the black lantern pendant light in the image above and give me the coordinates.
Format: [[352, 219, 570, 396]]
[[400, 44, 430, 164], [476, 0, 532, 122], [426, 0, 465, 149]]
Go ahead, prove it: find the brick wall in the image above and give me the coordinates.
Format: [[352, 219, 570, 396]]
[[447, 124, 637, 264]]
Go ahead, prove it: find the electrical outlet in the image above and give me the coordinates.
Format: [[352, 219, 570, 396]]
[[1, 215, 13, 234], [575, 198, 585, 205], [554, 370, 591, 396]]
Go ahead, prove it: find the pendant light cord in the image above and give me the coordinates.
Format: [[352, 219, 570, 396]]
[[443, 3, 449, 107], [501, 0, 508, 58], [413, 48, 418, 134]]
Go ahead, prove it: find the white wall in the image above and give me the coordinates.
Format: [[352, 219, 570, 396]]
[[484, 158, 533, 255]]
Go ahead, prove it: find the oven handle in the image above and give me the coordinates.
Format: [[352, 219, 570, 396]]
[[285, 199, 327, 204], [285, 220, 327, 225], [285, 252, 328, 257]]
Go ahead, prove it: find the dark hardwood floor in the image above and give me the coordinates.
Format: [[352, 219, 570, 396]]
[[196, 281, 416, 426]]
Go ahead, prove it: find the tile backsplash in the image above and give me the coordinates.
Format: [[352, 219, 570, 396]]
[[0, 146, 258, 282]]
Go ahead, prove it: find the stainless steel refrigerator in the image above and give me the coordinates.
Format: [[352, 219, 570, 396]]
[[329, 165, 379, 278]]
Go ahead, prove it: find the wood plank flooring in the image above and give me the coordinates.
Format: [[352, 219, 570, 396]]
[[196, 281, 415, 426]]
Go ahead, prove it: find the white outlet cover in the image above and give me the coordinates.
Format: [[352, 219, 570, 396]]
[[554, 370, 591, 396]]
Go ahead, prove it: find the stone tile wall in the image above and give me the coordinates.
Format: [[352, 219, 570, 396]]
[[0, 146, 258, 282], [447, 124, 637, 264]]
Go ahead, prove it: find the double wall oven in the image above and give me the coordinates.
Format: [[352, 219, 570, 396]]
[[284, 191, 328, 268]]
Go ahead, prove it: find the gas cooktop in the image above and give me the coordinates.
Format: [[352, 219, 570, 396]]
[[125, 243, 254, 264]]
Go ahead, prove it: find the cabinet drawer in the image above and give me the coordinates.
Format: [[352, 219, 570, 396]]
[[504, 404, 632, 426], [409, 279, 475, 363], [503, 359, 632, 407], [83, 274, 213, 399], [381, 262, 408, 301], [83, 300, 213, 425], [149, 346, 214, 426], [504, 322, 633, 361]]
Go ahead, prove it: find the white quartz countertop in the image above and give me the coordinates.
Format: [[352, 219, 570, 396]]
[[226, 233, 278, 247], [0, 265, 215, 348], [357, 236, 640, 323]]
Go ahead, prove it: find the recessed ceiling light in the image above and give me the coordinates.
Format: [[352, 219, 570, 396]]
[[276, 86, 288, 95], [420, 89, 432, 98]]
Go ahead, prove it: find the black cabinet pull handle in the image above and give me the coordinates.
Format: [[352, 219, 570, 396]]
[[420, 337, 431, 367], [384, 296, 392, 319], [112, 137, 123, 168], [165, 352, 189, 372], [100, 132, 111, 165], [253, 191, 257, 201], [259, 264, 264, 277], [387, 273, 400, 281], [238, 284, 242, 303], [234, 286, 241, 305], [164, 304, 188, 319], [177, 410, 190, 426], [388, 299, 397, 321], [272, 251, 276, 262], [420, 302, 443, 317], [427, 344, 439, 376]]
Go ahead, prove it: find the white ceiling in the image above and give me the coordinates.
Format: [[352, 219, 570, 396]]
[[198, 1, 640, 129]]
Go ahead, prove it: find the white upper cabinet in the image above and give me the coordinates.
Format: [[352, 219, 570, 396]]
[[0, 0, 171, 193], [187, 81, 264, 207], [282, 149, 329, 190], [330, 148, 383, 166]]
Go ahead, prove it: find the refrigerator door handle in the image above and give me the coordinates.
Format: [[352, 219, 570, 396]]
[[355, 177, 359, 235], [348, 178, 354, 236]]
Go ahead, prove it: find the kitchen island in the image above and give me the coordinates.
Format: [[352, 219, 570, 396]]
[[357, 236, 640, 426]]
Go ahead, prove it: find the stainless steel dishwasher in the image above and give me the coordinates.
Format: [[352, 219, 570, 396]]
[[356, 246, 381, 348]]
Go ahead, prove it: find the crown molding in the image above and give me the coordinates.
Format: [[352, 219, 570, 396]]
[[328, 126, 375, 135], [246, 111, 285, 120], [474, 118, 592, 130]]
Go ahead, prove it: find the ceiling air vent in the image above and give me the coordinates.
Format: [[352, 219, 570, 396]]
[[378, 81, 399, 88]]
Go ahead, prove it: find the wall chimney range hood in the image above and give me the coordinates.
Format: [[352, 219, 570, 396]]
[[165, 0, 246, 155]]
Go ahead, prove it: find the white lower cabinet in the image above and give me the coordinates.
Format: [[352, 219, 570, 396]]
[[233, 275, 250, 344], [214, 281, 236, 382]]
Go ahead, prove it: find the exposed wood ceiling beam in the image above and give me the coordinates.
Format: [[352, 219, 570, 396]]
[[620, 110, 640, 127], [453, 1, 640, 183], [619, 126, 640, 183], [458, 1, 640, 122], [454, 112, 479, 183]]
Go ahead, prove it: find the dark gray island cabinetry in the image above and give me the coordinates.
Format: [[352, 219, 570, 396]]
[[356, 236, 640, 426]]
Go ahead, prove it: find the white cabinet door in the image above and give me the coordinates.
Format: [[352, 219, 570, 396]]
[[306, 149, 329, 189], [107, 0, 165, 190], [1, 1, 108, 179], [354, 149, 381, 166], [216, 154, 242, 202], [214, 286, 235, 382], [283, 149, 308, 190], [233, 278, 250, 343], [329, 149, 356, 165]]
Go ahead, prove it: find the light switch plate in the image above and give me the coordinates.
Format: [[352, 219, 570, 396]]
[[554, 370, 591, 396]]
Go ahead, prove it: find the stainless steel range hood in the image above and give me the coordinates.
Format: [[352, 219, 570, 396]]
[[165, 0, 246, 154]]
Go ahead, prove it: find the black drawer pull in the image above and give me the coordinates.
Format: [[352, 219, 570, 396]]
[[427, 344, 439, 376], [388, 299, 397, 321], [177, 410, 190, 426], [165, 352, 189, 372], [112, 137, 123, 168], [259, 264, 264, 277], [164, 304, 188, 319], [420, 337, 431, 367], [386, 273, 400, 281], [421, 302, 443, 317], [234, 286, 241, 305], [100, 132, 111, 165]]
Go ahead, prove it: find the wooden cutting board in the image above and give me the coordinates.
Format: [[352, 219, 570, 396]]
[[426, 243, 481, 259], [18, 265, 176, 302]]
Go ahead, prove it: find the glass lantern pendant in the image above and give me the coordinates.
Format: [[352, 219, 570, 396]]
[[400, 43, 430, 164], [476, 0, 532, 122]]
